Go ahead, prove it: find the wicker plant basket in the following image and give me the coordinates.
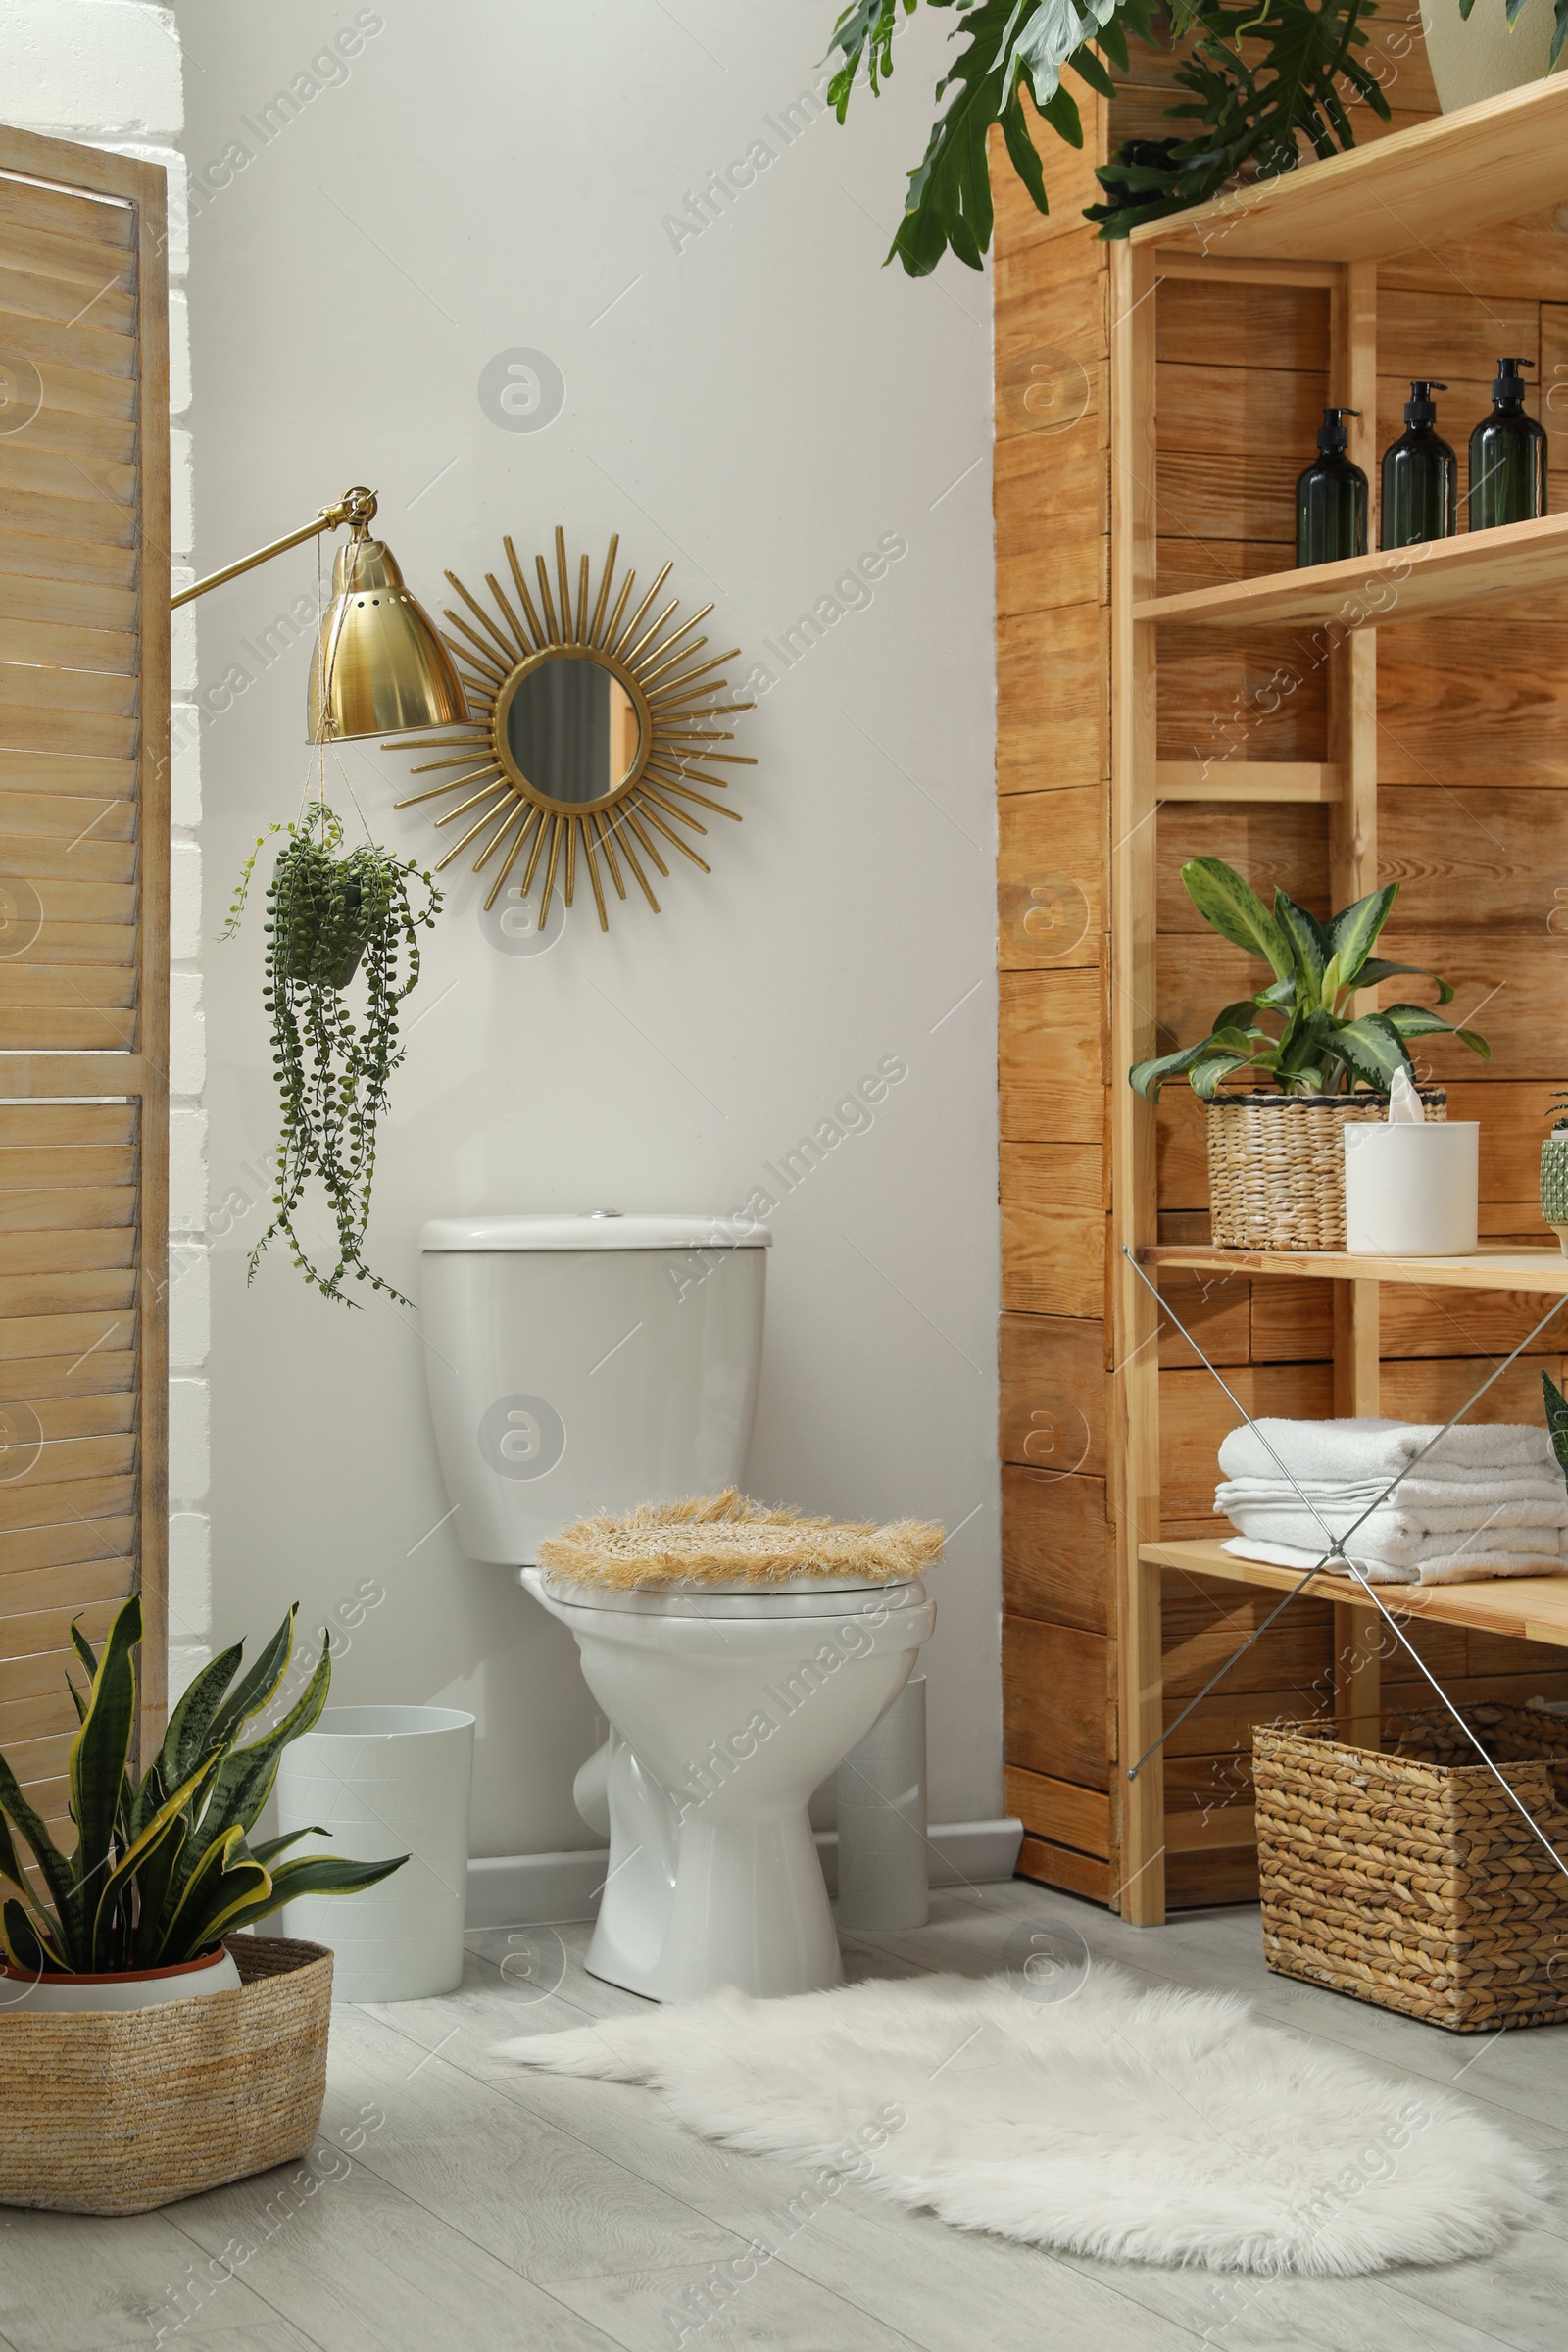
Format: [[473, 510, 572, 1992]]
[[1253, 1709, 1568, 2033], [0, 1935, 332, 2216], [1205, 1089, 1448, 1250]]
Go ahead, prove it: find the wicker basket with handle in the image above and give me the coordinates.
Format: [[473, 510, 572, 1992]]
[[1253, 1709, 1568, 2033], [0, 1936, 332, 2215], [1205, 1090, 1447, 1250]]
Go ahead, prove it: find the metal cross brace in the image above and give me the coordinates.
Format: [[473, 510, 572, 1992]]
[[1121, 1247, 1568, 1884]]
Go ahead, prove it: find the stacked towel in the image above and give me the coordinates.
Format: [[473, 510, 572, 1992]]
[[1214, 1418, 1568, 1586]]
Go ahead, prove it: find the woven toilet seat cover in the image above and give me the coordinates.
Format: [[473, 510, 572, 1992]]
[[535, 1488, 945, 1592]]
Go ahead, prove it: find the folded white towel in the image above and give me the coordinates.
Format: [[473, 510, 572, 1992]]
[[1216, 1494, 1567, 1566], [1218, 1417, 1557, 1485], [1221, 1535, 1567, 1588], [1214, 1475, 1567, 1514]]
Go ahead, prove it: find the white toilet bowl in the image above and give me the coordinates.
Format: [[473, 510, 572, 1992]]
[[419, 1209, 937, 2002], [521, 1569, 936, 2002]]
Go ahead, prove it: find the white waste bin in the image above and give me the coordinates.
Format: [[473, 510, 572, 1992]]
[[275, 1704, 475, 2003]]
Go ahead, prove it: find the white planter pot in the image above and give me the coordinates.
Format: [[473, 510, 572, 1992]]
[[0, 1943, 240, 2015], [1419, 0, 1563, 111], [275, 1704, 475, 2003]]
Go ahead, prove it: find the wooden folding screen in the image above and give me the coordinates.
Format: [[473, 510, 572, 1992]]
[[0, 122, 170, 1825]]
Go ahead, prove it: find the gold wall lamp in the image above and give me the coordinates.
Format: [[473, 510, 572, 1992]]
[[170, 483, 467, 741], [384, 526, 756, 933]]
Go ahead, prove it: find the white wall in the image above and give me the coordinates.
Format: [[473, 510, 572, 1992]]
[[174, 0, 1001, 1858], [1, 0, 214, 1681]]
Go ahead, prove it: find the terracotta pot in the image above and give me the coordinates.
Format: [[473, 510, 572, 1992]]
[[1418, 0, 1562, 111]]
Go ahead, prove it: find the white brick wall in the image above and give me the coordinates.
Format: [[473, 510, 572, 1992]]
[[12, 3, 211, 1695]]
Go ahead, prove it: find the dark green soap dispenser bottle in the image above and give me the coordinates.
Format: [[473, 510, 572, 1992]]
[[1468, 357, 1547, 531], [1381, 381, 1456, 549], [1297, 408, 1368, 567]]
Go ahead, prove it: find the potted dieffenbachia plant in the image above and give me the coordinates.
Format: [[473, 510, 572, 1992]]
[[1128, 858, 1489, 1250], [0, 1594, 404, 2000]]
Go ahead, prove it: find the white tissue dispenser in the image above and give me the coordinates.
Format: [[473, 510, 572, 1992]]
[[1344, 1115, 1479, 1255]]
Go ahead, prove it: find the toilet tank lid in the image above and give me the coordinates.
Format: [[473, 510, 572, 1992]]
[[420, 1213, 772, 1251]]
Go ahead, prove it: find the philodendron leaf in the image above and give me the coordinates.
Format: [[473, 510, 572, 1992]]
[[1326, 883, 1399, 989], [1006, 0, 1124, 109], [1457, 1029, 1492, 1058], [1180, 858, 1293, 978], [1544, 1369, 1568, 1481]]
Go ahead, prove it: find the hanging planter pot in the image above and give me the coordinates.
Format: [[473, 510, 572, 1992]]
[[1418, 0, 1565, 112]]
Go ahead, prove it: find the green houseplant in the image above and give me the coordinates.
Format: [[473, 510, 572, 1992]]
[[1129, 858, 1488, 1100], [1128, 858, 1489, 1250], [223, 800, 441, 1308], [0, 1594, 404, 1984], [825, 0, 1393, 271]]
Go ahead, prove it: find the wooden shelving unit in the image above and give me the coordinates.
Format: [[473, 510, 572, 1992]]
[[993, 57, 1568, 1924], [1142, 1539, 1568, 1650], [1140, 1245, 1568, 1295], [1137, 510, 1568, 632]]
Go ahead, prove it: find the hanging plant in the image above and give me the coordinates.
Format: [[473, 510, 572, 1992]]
[[223, 801, 441, 1307]]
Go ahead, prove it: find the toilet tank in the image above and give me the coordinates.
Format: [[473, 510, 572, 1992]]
[[419, 1213, 770, 1565]]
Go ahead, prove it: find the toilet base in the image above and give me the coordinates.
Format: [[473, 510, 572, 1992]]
[[583, 1733, 845, 2003]]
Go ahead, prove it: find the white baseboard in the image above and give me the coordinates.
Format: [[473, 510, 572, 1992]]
[[466, 1818, 1023, 1928]]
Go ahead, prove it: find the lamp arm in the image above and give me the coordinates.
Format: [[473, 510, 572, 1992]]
[[170, 484, 379, 611]]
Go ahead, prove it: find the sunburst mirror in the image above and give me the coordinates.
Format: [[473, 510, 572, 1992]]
[[384, 527, 754, 932]]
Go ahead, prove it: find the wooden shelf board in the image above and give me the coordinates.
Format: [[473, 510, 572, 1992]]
[[1140, 1244, 1568, 1295], [1134, 511, 1568, 633], [1156, 761, 1343, 804], [1129, 76, 1568, 264], [1142, 1537, 1568, 1650]]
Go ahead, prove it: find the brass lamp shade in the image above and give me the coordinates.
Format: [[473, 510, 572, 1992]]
[[307, 534, 468, 742]]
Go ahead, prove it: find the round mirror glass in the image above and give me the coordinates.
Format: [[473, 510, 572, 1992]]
[[504, 655, 641, 807]]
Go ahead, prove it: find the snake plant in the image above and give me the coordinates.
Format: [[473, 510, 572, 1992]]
[[0, 1595, 404, 1977], [1129, 857, 1490, 1101]]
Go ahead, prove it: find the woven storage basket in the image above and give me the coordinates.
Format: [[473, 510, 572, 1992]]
[[0, 1935, 331, 2215], [1205, 1090, 1447, 1250], [1253, 1709, 1568, 2033]]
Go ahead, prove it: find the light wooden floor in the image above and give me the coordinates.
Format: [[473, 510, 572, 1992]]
[[4, 1878, 1567, 2351]]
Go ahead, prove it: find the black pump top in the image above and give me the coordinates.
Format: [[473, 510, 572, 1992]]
[[1316, 406, 1360, 454], [1404, 380, 1446, 429], [1493, 357, 1535, 406]]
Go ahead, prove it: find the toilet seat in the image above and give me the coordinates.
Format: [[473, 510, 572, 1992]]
[[523, 1568, 925, 1620]]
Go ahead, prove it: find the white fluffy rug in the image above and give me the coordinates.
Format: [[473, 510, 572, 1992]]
[[504, 1967, 1545, 2274]]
